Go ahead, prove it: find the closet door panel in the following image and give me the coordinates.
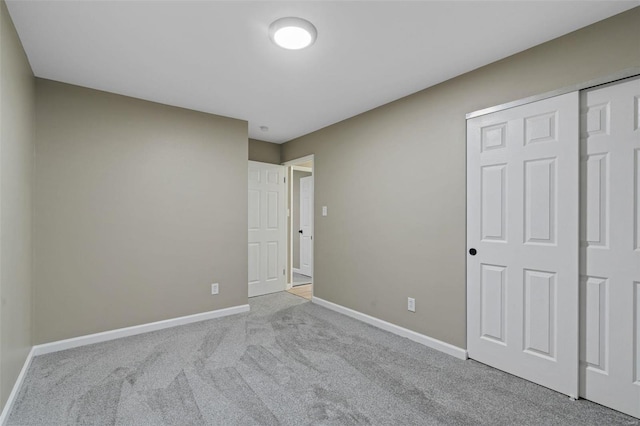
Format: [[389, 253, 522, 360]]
[[467, 91, 579, 398], [580, 76, 640, 418]]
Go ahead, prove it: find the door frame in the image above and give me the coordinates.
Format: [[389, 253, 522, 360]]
[[298, 174, 313, 277], [292, 168, 311, 276], [283, 154, 314, 289]]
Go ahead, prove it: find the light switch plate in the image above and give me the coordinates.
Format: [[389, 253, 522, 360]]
[[322, 206, 328, 216]]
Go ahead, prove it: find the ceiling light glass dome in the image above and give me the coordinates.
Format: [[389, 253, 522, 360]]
[[269, 17, 317, 50]]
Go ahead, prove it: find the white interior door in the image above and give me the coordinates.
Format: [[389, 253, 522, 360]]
[[467, 92, 580, 398], [580, 76, 640, 418], [248, 161, 286, 297], [299, 175, 313, 277]]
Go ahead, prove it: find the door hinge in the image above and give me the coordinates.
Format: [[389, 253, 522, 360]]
[[284, 177, 286, 183], [283, 269, 286, 276]]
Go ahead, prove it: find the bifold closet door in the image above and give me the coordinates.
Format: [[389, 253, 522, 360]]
[[580, 76, 640, 418], [467, 92, 580, 398]]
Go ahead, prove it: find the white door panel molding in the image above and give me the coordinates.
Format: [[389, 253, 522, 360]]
[[467, 92, 580, 398]]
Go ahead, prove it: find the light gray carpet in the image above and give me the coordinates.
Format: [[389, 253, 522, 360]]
[[8, 292, 639, 425], [293, 272, 312, 286]]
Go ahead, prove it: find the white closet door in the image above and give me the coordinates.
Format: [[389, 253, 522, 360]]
[[580, 76, 640, 418], [248, 161, 286, 297], [467, 92, 580, 398]]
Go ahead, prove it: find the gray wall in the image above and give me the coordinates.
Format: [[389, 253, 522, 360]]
[[249, 138, 280, 164], [34, 80, 248, 344], [0, 0, 34, 408], [292, 171, 312, 270], [282, 8, 640, 348]]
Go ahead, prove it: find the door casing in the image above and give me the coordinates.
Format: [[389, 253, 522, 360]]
[[284, 155, 315, 288]]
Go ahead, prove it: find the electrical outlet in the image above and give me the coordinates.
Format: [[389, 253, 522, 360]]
[[407, 297, 415, 312], [211, 283, 219, 295]]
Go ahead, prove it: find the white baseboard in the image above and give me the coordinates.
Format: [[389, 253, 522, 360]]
[[0, 347, 35, 425], [1, 299, 465, 423], [0, 303, 249, 424], [33, 304, 250, 356], [311, 297, 468, 360]]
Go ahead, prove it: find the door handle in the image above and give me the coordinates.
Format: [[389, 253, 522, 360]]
[[299, 230, 303, 234], [469, 248, 477, 256]]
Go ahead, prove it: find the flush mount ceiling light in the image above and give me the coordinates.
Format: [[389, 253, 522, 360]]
[[269, 17, 317, 50]]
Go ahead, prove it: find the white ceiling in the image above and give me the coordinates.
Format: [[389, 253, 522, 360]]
[[6, 1, 637, 143]]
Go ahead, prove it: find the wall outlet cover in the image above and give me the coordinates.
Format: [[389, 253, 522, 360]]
[[408, 297, 415, 312], [211, 283, 219, 295]]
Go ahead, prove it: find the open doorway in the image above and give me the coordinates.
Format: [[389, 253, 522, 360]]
[[284, 155, 314, 300]]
